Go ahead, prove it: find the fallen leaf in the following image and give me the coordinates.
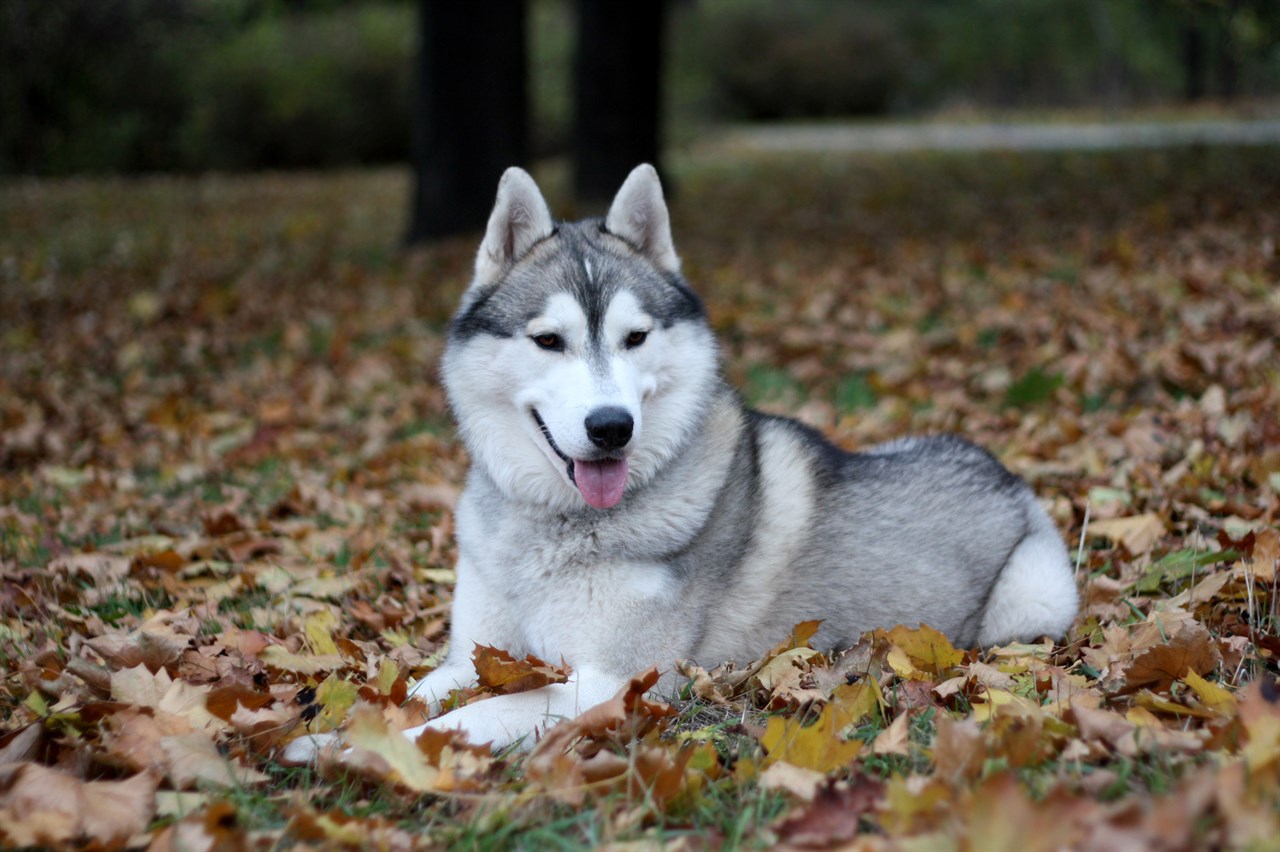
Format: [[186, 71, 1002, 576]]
[[1182, 670, 1237, 716], [761, 699, 863, 773], [1088, 513, 1165, 555], [0, 763, 157, 848], [933, 714, 986, 781], [772, 775, 883, 847], [258, 644, 346, 674], [162, 731, 269, 789], [881, 623, 964, 675], [472, 644, 571, 695], [342, 704, 442, 793], [1123, 626, 1220, 692], [759, 761, 825, 801], [872, 710, 911, 756]]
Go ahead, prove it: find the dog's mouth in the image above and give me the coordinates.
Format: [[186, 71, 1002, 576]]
[[531, 409, 629, 509]]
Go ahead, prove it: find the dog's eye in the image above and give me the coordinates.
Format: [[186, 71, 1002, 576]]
[[625, 330, 648, 348], [532, 333, 563, 351]]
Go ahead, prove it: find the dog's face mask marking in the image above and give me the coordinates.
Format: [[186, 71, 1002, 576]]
[[518, 289, 659, 508]]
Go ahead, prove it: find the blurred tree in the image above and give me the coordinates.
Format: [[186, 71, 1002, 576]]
[[572, 0, 668, 204], [406, 0, 528, 243], [0, 0, 190, 174]]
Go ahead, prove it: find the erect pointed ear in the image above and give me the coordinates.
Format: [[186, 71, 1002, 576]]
[[473, 167, 555, 286], [604, 164, 680, 273]]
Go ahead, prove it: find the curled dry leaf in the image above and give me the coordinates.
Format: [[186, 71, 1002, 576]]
[[472, 644, 572, 695], [526, 668, 685, 805], [162, 730, 270, 789], [1087, 513, 1165, 556], [772, 775, 884, 848], [0, 763, 158, 848], [932, 714, 986, 782], [341, 704, 442, 793]]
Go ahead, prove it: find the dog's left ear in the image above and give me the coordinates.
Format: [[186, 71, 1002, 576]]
[[605, 164, 680, 274]]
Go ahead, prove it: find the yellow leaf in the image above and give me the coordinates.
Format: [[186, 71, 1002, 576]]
[[1124, 706, 1161, 727], [161, 731, 269, 789], [375, 659, 399, 695], [1134, 689, 1216, 719], [314, 674, 359, 731], [761, 695, 864, 773], [344, 706, 442, 793], [304, 611, 340, 656], [884, 624, 963, 675], [1182, 671, 1236, 716], [1238, 681, 1280, 774], [829, 679, 883, 726], [756, 647, 821, 691], [887, 645, 921, 680], [971, 689, 1037, 722], [258, 645, 344, 674]]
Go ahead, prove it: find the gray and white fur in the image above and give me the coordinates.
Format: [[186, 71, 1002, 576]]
[[394, 165, 1079, 750]]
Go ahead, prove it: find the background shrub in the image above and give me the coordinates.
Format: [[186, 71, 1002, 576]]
[[182, 4, 413, 170], [700, 0, 912, 119], [2, 0, 1278, 175]]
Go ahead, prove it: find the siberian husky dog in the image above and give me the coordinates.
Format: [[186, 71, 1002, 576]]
[[391, 165, 1078, 751]]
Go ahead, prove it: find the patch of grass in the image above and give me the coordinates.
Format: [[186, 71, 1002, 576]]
[[217, 588, 275, 629], [834, 372, 878, 413], [1004, 366, 1065, 408], [391, 417, 452, 443], [83, 587, 176, 626], [744, 363, 806, 407]]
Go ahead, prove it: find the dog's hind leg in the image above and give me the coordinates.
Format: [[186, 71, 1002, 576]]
[[977, 511, 1079, 646]]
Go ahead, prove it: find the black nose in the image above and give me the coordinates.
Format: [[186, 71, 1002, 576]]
[[584, 407, 633, 451]]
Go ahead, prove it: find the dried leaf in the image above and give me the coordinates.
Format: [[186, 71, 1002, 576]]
[[772, 775, 883, 846], [162, 731, 269, 789], [0, 763, 157, 848], [761, 698, 864, 773], [933, 714, 986, 781], [472, 644, 571, 695], [881, 623, 964, 675], [343, 704, 442, 793], [1123, 627, 1219, 693], [258, 644, 346, 674], [872, 710, 911, 756], [1088, 513, 1165, 555]]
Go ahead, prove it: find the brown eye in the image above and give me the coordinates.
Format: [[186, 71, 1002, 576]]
[[626, 330, 648, 348], [532, 333, 563, 351]]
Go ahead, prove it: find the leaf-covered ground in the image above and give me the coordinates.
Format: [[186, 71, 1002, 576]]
[[1, 144, 1278, 849]]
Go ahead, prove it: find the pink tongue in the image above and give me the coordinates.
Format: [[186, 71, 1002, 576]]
[[575, 458, 629, 509]]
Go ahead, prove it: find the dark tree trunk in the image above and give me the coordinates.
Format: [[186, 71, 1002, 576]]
[[406, 0, 528, 244], [572, 0, 667, 206], [1182, 23, 1207, 101]]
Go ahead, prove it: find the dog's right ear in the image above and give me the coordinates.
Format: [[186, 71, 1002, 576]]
[[473, 167, 555, 286]]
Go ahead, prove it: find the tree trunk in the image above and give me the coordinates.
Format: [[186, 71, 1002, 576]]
[[406, 0, 528, 244], [1182, 23, 1207, 101], [572, 0, 667, 206]]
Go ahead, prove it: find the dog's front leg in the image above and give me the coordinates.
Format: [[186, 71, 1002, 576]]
[[401, 666, 628, 752], [406, 555, 521, 711]]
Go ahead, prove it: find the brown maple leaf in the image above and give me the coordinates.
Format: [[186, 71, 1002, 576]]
[[471, 644, 571, 695], [773, 775, 883, 848]]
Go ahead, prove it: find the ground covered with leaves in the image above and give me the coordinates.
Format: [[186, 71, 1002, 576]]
[[1, 144, 1278, 849]]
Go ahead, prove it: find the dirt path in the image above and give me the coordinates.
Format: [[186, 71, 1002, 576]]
[[716, 117, 1280, 154]]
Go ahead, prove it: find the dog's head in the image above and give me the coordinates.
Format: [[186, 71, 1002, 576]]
[[443, 165, 718, 511]]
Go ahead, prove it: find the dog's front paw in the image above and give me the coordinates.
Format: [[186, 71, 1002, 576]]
[[279, 731, 343, 765], [407, 702, 532, 752]]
